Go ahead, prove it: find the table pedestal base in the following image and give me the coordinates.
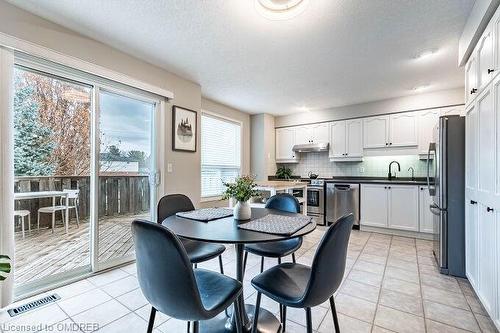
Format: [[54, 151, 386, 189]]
[[199, 305, 281, 333]]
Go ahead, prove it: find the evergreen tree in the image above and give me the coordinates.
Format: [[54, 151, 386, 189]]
[[14, 83, 55, 176]]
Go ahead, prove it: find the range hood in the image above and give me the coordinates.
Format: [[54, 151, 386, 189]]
[[292, 142, 329, 153]]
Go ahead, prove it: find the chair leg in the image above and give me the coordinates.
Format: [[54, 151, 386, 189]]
[[51, 212, 55, 233], [330, 296, 340, 333], [282, 305, 287, 332], [75, 206, 80, 227], [218, 255, 224, 274], [252, 292, 262, 333], [187, 321, 190, 333], [260, 256, 264, 273], [278, 257, 282, 264], [192, 321, 199, 333], [147, 307, 156, 333], [305, 308, 313, 333], [194, 263, 197, 269], [233, 300, 243, 333], [28, 214, 31, 232], [37, 211, 40, 231], [21, 216, 25, 238], [292, 253, 296, 263]]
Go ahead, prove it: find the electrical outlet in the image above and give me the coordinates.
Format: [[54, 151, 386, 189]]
[[359, 167, 365, 174]]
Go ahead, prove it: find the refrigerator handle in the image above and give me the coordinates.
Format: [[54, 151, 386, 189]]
[[426, 142, 436, 196]]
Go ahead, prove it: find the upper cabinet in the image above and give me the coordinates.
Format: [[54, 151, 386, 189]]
[[389, 113, 418, 147], [465, 55, 478, 106], [329, 119, 363, 161], [363, 116, 389, 148], [417, 109, 440, 155], [295, 123, 329, 144], [477, 25, 495, 91], [275, 127, 298, 163], [363, 113, 417, 148]]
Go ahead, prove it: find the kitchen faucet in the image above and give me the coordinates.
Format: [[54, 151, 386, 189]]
[[388, 161, 401, 180], [408, 166, 415, 181]]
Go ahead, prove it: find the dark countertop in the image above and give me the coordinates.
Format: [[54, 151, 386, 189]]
[[268, 176, 429, 186]]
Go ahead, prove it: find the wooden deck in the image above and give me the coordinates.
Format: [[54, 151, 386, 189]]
[[14, 213, 148, 285]]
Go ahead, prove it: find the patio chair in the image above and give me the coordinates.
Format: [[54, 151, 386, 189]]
[[14, 210, 31, 238], [38, 189, 80, 233]]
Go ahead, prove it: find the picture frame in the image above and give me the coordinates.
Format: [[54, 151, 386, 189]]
[[172, 105, 197, 152]]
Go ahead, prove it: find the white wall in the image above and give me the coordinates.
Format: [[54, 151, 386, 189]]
[[0, 1, 250, 207], [251, 114, 276, 180], [275, 87, 464, 127]]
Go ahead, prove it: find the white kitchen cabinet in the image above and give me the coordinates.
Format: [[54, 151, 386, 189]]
[[466, 103, 478, 192], [329, 119, 363, 161], [363, 116, 389, 148], [477, 88, 495, 195], [388, 185, 419, 231], [477, 25, 495, 91], [360, 184, 388, 228], [466, 199, 479, 289], [478, 203, 497, 316], [329, 121, 346, 158], [275, 127, 298, 163], [465, 54, 478, 107], [295, 123, 329, 144], [417, 109, 440, 155], [389, 113, 418, 147], [419, 186, 434, 233]]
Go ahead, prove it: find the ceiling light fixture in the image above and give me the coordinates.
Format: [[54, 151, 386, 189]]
[[255, 0, 309, 20], [414, 49, 438, 61]]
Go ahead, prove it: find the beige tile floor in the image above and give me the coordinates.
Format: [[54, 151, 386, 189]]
[[1, 227, 498, 333]]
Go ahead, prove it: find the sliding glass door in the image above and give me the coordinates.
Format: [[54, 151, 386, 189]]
[[12, 57, 160, 295], [97, 89, 156, 268]]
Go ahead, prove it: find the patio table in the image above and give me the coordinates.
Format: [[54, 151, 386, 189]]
[[14, 191, 70, 233]]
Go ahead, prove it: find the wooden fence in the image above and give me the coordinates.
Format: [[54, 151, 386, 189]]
[[14, 175, 150, 228]]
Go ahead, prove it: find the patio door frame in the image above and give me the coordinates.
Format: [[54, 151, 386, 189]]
[[91, 85, 161, 273], [13, 53, 164, 297]]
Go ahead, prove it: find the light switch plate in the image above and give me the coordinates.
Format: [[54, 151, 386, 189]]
[[167, 163, 173, 173]]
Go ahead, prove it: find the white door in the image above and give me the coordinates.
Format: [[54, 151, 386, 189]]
[[330, 121, 346, 158], [419, 186, 434, 233], [466, 199, 479, 289], [389, 113, 418, 147], [346, 119, 363, 157], [276, 127, 296, 161], [360, 184, 388, 227], [478, 203, 497, 316], [477, 26, 494, 90], [465, 55, 478, 106], [417, 110, 440, 155], [477, 88, 495, 196], [466, 103, 478, 192], [310, 123, 329, 143], [294, 125, 312, 145], [388, 185, 419, 231], [363, 116, 389, 148]]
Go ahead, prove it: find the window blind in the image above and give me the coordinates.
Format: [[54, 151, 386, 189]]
[[201, 113, 241, 198]]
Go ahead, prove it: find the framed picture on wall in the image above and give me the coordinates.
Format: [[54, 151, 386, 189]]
[[172, 105, 197, 152]]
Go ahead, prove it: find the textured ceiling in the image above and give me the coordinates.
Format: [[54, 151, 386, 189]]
[[8, 0, 474, 115]]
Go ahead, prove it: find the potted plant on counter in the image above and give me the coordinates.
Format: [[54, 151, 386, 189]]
[[276, 166, 292, 180], [222, 175, 260, 220]]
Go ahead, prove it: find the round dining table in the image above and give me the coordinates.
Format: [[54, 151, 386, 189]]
[[162, 207, 316, 333]]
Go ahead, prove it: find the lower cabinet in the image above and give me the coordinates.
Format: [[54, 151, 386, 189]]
[[361, 184, 419, 232], [465, 199, 479, 289], [419, 186, 434, 233], [478, 202, 497, 316]]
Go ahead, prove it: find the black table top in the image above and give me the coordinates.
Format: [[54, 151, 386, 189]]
[[162, 207, 316, 244]]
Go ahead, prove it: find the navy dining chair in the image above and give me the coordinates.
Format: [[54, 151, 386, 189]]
[[251, 214, 355, 333], [157, 194, 225, 273], [132, 220, 243, 333], [243, 193, 303, 273]]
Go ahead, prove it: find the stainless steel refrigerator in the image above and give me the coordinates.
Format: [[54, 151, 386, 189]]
[[426, 115, 465, 277]]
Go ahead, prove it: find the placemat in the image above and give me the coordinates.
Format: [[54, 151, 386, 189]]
[[176, 208, 233, 222], [238, 214, 312, 236]]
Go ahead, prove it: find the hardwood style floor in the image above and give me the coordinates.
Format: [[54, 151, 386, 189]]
[[2, 228, 497, 332], [14, 213, 148, 285]]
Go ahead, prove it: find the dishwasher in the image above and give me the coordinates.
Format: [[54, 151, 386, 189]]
[[326, 183, 360, 227]]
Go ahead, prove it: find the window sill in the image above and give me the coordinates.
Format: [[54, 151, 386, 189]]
[[200, 196, 223, 203]]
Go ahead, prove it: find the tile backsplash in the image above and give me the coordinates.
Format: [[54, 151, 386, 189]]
[[278, 152, 431, 178]]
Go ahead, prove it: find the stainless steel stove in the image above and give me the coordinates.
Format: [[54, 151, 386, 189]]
[[307, 179, 325, 225]]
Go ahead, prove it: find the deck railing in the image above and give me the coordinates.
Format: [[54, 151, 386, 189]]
[[14, 175, 150, 228]]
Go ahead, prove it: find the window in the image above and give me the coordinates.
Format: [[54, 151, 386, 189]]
[[201, 113, 241, 198]]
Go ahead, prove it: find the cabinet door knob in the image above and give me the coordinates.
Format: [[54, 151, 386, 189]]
[[420, 187, 424, 190], [385, 143, 388, 146], [487, 207, 494, 212], [384, 186, 387, 189], [389, 143, 393, 145], [470, 200, 477, 205], [470, 88, 477, 94], [488, 68, 495, 74]]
